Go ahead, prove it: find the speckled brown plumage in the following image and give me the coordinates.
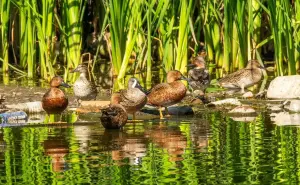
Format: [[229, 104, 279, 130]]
[[147, 70, 187, 119], [100, 104, 128, 129], [187, 56, 210, 92], [71, 64, 98, 103], [218, 60, 264, 93], [42, 76, 70, 114], [111, 77, 147, 120]]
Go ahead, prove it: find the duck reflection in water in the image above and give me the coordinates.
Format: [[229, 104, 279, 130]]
[[145, 122, 187, 162], [190, 119, 210, 153], [43, 135, 69, 172], [101, 129, 148, 165]]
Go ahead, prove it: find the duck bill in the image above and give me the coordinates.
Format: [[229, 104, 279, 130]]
[[186, 64, 196, 68], [70, 68, 78, 73], [61, 82, 71, 88], [180, 75, 188, 81]]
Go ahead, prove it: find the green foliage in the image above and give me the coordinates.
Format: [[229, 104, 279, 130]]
[[0, 0, 300, 86]]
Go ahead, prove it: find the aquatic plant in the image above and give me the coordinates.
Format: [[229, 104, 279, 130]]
[[0, 0, 299, 88]]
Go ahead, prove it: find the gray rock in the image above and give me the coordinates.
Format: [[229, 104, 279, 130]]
[[267, 75, 300, 99], [228, 105, 256, 114], [271, 112, 300, 126], [284, 100, 300, 112]]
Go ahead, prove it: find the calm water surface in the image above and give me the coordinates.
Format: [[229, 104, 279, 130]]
[[0, 111, 299, 184]]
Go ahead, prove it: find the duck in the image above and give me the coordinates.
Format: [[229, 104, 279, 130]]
[[147, 70, 187, 119], [100, 104, 128, 129], [218, 60, 265, 93], [42, 76, 70, 114], [71, 64, 98, 104], [187, 56, 210, 92], [187, 56, 210, 100], [111, 77, 147, 120]]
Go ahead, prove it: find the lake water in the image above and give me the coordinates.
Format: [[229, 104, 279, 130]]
[[0, 111, 298, 184]]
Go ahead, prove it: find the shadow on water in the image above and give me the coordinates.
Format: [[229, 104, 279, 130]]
[[0, 110, 300, 184]]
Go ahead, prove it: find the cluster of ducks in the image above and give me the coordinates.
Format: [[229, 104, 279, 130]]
[[42, 58, 265, 129]]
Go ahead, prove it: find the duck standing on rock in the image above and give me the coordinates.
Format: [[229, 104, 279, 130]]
[[218, 60, 265, 93], [100, 104, 128, 129], [147, 70, 187, 119], [187, 56, 210, 102], [42, 76, 70, 115], [111, 77, 147, 121], [71, 64, 98, 105]]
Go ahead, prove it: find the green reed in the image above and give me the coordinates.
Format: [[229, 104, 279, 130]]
[[0, 0, 11, 75], [61, 0, 86, 81], [267, 0, 296, 75], [1, 0, 300, 85]]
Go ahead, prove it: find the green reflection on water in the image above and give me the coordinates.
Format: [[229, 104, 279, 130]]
[[0, 112, 300, 184]]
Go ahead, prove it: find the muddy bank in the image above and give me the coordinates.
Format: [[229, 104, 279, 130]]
[[0, 84, 111, 106]]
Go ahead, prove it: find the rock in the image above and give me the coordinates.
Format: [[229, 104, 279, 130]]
[[267, 104, 283, 112], [80, 101, 110, 108], [284, 100, 300, 112], [242, 92, 254, 98], [267, 75, 300, 99], [76, 107, 101, 113], [0, 111, 28, 124], [271, 112, 300, 126], [6, 101, 44, 113], [208, 98, 242, 107], [141, 105, 194, 116], [228, 105, 256, 115], [230, 116, 256, 122]]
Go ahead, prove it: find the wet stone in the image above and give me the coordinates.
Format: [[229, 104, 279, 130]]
[[267, 75, 300, 99]]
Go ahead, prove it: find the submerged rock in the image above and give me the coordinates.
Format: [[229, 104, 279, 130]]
[[242, 92, 254, 99], [284, 100, 300, 112], [271, 112, 300, 126], [267, 75, 300, 99], [267, 104, 283, 112], [230, 116, 257, 122], [141, 105, 194, 116], [228, 105, 256, 114], [208, 98, 242, 107]]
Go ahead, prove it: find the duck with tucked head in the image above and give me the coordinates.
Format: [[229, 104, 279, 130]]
[[71, 64, 98, 104], [218, 60, 265, 93], [111, 77, 147, 120], [100, 104, 128, 129], [147, 70, 187, 119], [187, 56, 210, 92], [42, 76, 70, 115]]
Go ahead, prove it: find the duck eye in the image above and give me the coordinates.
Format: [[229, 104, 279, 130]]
[[131, 79, 137, 88]]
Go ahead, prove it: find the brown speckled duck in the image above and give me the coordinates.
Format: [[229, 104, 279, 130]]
[[71, 64, 98, 104], [218, 60, 265, 93], [100, 104, 128, 129], [187, 56, 210, 93], [42, 76, 70, 114], [111, 77, 147, 120], [147, 70, 187, 119]]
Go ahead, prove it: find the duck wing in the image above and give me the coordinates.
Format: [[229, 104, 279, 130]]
[[218, 69, 248, 84], [120, 88, 146, 105]]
